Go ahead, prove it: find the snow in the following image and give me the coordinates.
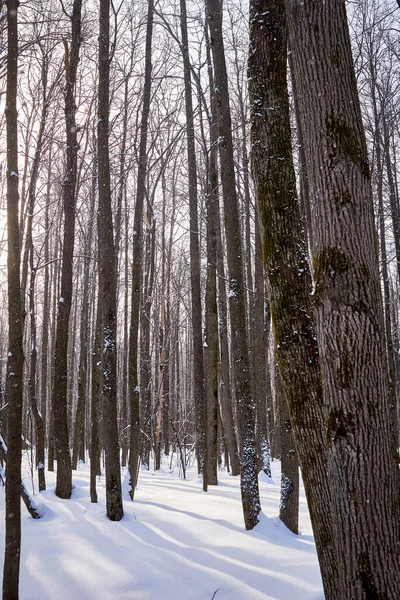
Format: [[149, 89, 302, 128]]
[[2, 459, 324, 600]]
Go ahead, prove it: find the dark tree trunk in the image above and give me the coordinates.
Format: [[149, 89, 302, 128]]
[[120, 200, 129, 469], [28, 264, 45, 492], [47, 237, 60, 473], [249, 0, 339, 594], [53, 0, 82, 500], [204, 95, 219, 488], [128, 0, 154, 499], [39, 153, 52, 455], [206, 0, 260, 530], [98, 0, 123, 521], [3, 2, 24, 596], [287, 1, 400, 596], [203, 17, 240, 478], [276, 372, 298, 534]]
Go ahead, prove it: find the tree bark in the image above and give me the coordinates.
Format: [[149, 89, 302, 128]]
[[128, 0, 154, 499], [90, 288, 101, 504], [98, 0, 123, 521], [204, 93, 219, 488], [39, 147, 52, 456], [276, 372, 298, 534], [140, 215, 156, 469], [249, 0, 339, 594], [287, 1, 400, 596], [53, 0, 82, 500], [3, 2, 24, 596], [254, 220, 271, 476], [28, 264, 45, 492], [207, 0, 261, 529]]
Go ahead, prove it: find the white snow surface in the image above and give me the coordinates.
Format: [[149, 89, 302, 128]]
[[2, 460, 324, 600]]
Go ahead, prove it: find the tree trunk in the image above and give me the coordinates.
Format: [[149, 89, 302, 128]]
[[98, 0, 123, 521], [276, 372, 298, 534], [203, 18, 240, 478], [39, 150, 52, 455], [3, 2, 24, 596], [28, 264, 45, 492], [90, 288, 101, 504], [254, 220, 271, 476], [128, 0, 154, 499], [120, 197, 129, 469], [207, 0, 261, 530], [140, 212, 156, 469], [215, 212, 240, 477], [287, 1, 400, 596], [248, 0, 339, 594], [53, 0, 82, 500], [204, 94, 219, 487], [47, 232, 61, 473]]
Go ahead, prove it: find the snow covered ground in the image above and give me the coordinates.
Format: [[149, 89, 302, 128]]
[[0, 457, 324, 599]]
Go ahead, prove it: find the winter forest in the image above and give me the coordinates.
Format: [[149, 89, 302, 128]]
[[1, 0, 400, 598]]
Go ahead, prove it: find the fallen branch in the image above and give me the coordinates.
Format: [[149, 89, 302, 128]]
[[0, 435, 44, 519]]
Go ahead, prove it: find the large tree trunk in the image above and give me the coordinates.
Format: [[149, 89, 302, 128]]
[[287, 1, 400, 596], [3, 2, 24, 596], [206, 0, 260, 530], [53, 0, 82, 500], [248, 0, 339, 594], [98, 0, 123, 521]]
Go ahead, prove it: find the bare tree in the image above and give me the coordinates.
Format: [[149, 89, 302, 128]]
[[206, 0, 260, 530], [128, 0, 155, 499], [98, 0, 124, 521], [53, 0, 82, 500], [3, 0, 25, 597]]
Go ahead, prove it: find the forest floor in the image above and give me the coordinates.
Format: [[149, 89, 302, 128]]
[[0, 456, 324, 600]]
